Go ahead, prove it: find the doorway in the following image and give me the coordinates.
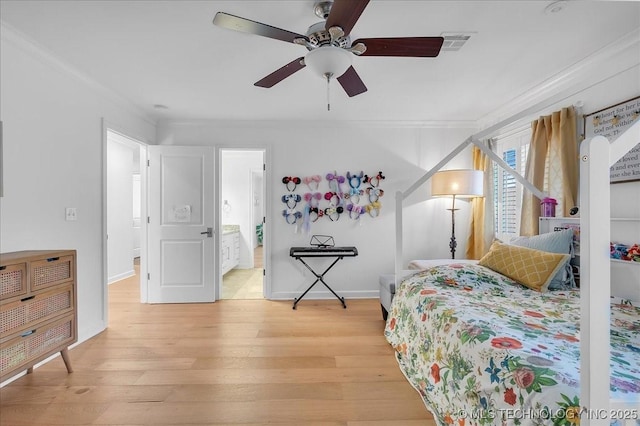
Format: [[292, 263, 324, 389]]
[[220, 149, 265, 300], [105, 128, 147, 312], [106, 140, 218, 307]]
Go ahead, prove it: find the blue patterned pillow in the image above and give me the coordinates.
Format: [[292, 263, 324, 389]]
[[509, 228, 575, 290]]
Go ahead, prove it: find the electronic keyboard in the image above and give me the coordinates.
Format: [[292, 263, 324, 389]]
[[289, 246, 358, 257]]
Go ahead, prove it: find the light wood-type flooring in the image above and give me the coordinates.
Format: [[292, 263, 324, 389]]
[[221, 268, 264, 300], [221, 246, 264, 300], [0, 270, 436, 425]]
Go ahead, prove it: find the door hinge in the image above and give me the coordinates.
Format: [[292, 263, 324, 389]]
[[263, 216, 266, 224], [263, 269, 266, 276], [147, 217, 150, 224], [147, 160, 150, 167], [263, 163, 266, 171], [147, 273, 150, 280]]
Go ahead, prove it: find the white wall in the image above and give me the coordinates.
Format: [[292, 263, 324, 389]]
[[221, 150, 263, 268], [158, 123, 477, 299], [0, 30, 156, 343], [158, 63, 640, 301]]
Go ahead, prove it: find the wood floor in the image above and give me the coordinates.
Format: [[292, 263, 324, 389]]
[[0, 273, 435, 425], [221, 245, 264, 299], [221, 268, 263, 299]]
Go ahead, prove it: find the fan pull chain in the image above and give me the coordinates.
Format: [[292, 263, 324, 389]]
[[326, 73, 332, 111]]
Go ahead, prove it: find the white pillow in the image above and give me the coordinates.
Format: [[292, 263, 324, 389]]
[[509, 228, 575, 290]]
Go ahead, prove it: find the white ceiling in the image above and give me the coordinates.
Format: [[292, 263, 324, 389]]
[[1, 1, 639, 124]]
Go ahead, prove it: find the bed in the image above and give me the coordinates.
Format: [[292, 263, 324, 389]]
[[388, 108, 640, 425], [385, 262, 640, 425], [379, 259, 478, 321]]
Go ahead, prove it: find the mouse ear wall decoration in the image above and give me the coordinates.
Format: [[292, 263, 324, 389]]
[[303, 175, 322, 191], [365, 201, 382, 218], [344, 171, 364, 205], [362, 171, 385, 217], [324, 205, 344, 221], [301, 192, 323, 234], [366, 171, 385, 187], [281, 170, 387, 224], [281, 176, 301, 230], [282, 210, 302, 225], [366, 187, 384, 203], [304, 192, 322, 207], [282, 193, 302, 209], [308, 207, 324, 222], [282, 176, 301, 192], [326, 171, 345, 206], [347, 203, 365, 220]]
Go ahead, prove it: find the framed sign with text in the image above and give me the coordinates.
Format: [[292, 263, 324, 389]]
[[583, 95, 640, 183]]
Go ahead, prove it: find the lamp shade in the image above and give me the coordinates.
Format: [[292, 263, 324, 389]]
[[304, 46, 352, 79], [431, 169, 484, 198]]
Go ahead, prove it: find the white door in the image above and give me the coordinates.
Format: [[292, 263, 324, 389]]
[[147, 146, 215, 303]]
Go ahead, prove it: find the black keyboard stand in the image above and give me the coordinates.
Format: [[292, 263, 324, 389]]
[[289, 246, 358, 310]]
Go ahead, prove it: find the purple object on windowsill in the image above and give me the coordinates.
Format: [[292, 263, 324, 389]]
[[540, 197, 557, 217]]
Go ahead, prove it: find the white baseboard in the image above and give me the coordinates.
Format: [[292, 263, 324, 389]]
[[108, 269, 135, 285], [269, 290, 379, 300]]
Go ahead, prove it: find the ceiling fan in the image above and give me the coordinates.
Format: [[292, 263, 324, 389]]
[[213, 0, 444, 101]]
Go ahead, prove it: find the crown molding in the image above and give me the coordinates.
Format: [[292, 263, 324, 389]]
[[160, 118, 478, 130], [477, 28, 640, 132], [4, 18, 635, 135], [0, 20, 474, 132], [0, 20, 156, 127]]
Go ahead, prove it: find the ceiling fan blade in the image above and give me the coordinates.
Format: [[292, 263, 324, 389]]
[[337, 66, 367, 97], [325, 0, 370, 37], [353, 37, 444, 57], [213, 12, 307, 44], [254, 57, 306, 88]]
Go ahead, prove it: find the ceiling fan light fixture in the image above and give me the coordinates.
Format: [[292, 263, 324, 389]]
[[304, 46, 352, 79]]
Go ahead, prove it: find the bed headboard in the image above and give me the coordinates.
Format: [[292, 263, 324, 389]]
[[579, 118, 640, 415], [393, 93, 567, 284], [394, 108, 640, 419]]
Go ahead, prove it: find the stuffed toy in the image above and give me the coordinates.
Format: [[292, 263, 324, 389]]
[[626, 243, 640, 262], [610, 243, 628, 260]]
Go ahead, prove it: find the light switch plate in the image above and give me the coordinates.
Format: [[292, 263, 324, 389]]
[[65, 207, 77, 221]]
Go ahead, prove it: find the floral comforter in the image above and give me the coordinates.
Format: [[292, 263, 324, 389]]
[[384, 264, 640, 425]]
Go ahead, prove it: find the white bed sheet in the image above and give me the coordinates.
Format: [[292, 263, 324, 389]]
[[408, 259, 479, 270]]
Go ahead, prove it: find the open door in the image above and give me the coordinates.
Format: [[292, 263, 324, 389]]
[[147, 146, 215, 303]]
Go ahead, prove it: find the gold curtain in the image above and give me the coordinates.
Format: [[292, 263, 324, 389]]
[[520, 106, 578, 236], [465, 142, 494, 259]]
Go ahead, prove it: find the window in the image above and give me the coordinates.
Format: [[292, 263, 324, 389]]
[[493, 128, 530, 241]]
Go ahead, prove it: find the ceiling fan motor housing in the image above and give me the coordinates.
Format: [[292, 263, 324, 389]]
[[306, 22, 350, 49]]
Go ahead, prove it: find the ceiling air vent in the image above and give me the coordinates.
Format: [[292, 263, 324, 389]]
[[440, 32, 474, 52]]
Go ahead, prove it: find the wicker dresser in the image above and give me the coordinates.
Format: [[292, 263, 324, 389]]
[[0, 250, 77, 382]]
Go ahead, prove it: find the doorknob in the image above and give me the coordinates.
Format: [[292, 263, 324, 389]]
[[201, 227, 213, 237]]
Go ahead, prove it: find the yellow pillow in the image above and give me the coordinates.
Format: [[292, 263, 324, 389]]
[[478, 240, 570, 292]]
